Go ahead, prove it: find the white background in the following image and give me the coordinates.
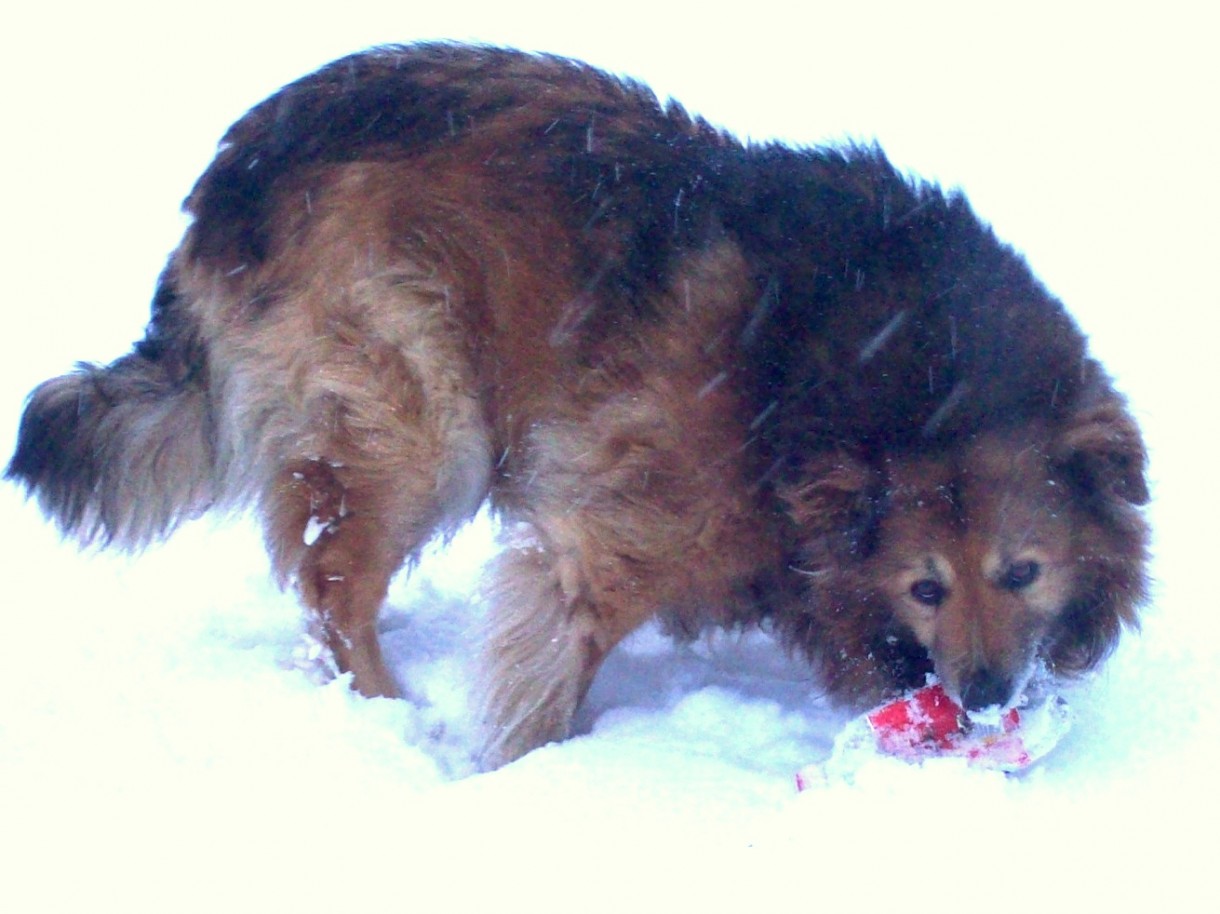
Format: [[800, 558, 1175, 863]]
[[1, 3, 1216, 911]]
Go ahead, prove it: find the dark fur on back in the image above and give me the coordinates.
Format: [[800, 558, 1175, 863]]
[[8, 43, 1150, 767]]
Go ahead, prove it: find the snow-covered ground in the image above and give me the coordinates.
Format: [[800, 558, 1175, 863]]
[[2, 4, 1216, 911]]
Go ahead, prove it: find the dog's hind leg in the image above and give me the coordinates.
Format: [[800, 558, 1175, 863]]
[[269, 458, 417, 698], [238, 271, 491, 699]]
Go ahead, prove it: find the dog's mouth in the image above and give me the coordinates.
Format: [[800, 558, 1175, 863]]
[[872, 627, 935, 692], [933, 652, 1047, 716], [875, 626, 1048, 715]]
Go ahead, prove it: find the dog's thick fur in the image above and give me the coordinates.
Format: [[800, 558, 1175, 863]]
[[8, 44, 1149, 768]]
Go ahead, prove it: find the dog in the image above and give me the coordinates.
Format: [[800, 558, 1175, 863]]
[[7, 43, 1149, 768]]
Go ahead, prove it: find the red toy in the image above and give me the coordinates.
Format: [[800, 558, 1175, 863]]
[[796, 680, 1071, 789]]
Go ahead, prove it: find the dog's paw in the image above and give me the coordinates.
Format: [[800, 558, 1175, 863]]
[[288, 629, 341, 685]]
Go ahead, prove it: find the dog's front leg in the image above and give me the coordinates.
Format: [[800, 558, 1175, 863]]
[[474, 511, 656, 770]]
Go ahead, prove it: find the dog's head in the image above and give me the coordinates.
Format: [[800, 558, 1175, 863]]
[[781, 394, 1150, 712]]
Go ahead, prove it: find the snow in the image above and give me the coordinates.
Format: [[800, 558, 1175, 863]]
[[2, 3, 1217, 912], [301, 515, 330, 546]]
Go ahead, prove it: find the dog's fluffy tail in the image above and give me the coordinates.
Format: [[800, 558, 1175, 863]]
[[6, 269, 216, 548]]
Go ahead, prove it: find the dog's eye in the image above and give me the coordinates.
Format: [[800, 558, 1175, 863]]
[[1002, 560, 1041, 590], [910, 579, 947, 607]]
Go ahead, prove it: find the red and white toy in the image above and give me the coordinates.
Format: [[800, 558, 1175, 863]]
[[796, 680, 1072, 789]]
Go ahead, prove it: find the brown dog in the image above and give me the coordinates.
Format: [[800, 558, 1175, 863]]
[[7, 44, 1149, 768]]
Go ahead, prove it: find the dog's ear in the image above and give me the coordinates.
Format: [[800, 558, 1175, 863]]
[[779, 452, 885, 559], [1052, 389, 1149, 506]]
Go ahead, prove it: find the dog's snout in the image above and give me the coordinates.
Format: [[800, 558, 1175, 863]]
[[960, 668, 1014, 712]]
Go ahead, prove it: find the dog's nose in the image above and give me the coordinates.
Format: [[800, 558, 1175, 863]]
[[960, 668, 1014, 712]]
